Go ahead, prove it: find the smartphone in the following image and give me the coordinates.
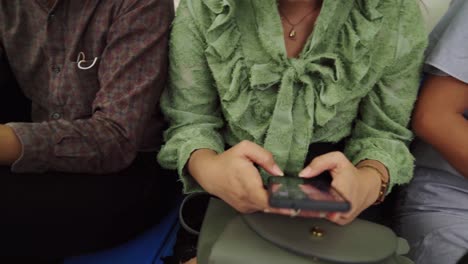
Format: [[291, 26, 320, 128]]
[[267, 172, 350, 212]]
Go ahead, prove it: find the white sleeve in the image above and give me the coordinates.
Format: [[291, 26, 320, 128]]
[[425, 0, 468, 83]]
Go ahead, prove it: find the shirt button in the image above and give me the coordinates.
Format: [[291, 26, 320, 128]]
[[51, 112, 62, 120], [51, 65, 61, 73], [49, 13, 56, 20]]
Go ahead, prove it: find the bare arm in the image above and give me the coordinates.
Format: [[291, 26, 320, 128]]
[[412, 74, 468, 177]]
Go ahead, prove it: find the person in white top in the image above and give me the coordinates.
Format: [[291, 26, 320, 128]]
[[396, 1, 468, 263]]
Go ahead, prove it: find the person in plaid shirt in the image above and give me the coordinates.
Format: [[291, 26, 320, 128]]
[[0, 0, 178, 260]]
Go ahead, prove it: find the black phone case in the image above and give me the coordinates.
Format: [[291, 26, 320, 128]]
[[267, 176, 351, 212]]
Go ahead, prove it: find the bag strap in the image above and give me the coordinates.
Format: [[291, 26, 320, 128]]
[[179, 193, 212, 235]]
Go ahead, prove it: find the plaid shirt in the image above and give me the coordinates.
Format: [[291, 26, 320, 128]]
[[0, 0, 173, 173]]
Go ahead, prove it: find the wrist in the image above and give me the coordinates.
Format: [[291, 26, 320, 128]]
[[356, 160, 389, 205], [356, 166, 382, 205], [187, 149, 218, 190]]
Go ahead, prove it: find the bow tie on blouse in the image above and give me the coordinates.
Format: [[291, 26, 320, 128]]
[[250, 54, 342, 173]]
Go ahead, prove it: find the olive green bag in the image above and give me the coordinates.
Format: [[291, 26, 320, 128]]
[[197, 198, 413, 264]]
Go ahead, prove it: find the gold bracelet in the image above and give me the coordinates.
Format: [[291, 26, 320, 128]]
[[356, 164, 388, 205]]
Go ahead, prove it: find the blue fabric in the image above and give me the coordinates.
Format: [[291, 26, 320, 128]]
[[64, 205, 180, 264], [396, 167, 468, 264]]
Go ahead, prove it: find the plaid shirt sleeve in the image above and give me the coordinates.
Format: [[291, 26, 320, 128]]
[[7, 0, 173, 173]]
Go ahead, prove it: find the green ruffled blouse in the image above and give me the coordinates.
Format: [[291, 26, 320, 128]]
[[158, 0, 427, 193]]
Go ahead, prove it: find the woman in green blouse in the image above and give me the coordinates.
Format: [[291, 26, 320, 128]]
[[159, 0, 426, 262]]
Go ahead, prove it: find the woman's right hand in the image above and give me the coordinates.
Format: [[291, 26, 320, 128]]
[[188, 140, 284, 213]]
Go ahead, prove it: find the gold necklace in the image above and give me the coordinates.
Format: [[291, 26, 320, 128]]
[[279, 6, 320, 40]]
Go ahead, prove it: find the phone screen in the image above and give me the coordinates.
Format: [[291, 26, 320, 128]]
[[267, 173, 350, 212]]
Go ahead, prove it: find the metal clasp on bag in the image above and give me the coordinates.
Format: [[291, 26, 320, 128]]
[[310, 226, 325, 238]]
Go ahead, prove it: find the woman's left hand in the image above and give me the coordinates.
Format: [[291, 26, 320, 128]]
[[297, 152, 381, 225]]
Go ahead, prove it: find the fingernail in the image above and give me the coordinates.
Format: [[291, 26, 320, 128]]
[[272, 164, 284, 176], [263, 208, 271, 213], [327, 212, 339, 221], [299, 167, 312, 177]]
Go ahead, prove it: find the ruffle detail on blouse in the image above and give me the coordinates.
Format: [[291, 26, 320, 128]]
[[204, 0, 241, 60], [203, 0, 254, 129], [335, 1, 383, 86], [201, 0, 386, 172], [289, 0, 383, 127], [339, 0, 383, 62]]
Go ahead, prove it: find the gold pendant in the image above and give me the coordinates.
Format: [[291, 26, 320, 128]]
[[289, 28, 296, 39]]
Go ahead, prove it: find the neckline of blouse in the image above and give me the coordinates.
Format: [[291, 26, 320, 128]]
[[251, 0, 354, 63]]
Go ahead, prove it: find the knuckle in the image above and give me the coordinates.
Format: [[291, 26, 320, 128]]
[[261, 152, 274, 164], [235, 191, 249, 202], [237, 162, 253, 172], [313, 156, 322, 163], [238, 140, 252, 148], [331, 151, 345, 160], [331, 180, 340, 189]]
